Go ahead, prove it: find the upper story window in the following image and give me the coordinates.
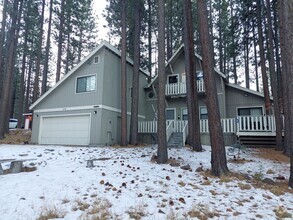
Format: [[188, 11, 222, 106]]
[[168, 75, 178, 84], [94, 55, 100, 64], [76, 75, 96, 93], [196, 71, 204, 80]]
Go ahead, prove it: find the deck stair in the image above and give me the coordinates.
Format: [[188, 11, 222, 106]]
[[167, 132, 183, 148], [238, 135, 282, 148]]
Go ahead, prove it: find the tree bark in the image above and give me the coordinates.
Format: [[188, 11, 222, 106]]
[[0, 0, 21, 139], [183, 0, 202, 151], [129, 0, 141, 145], [55, 0, 65, 83], [42, 0, 53, 95], [120, 0, 127, 146], [265, 0, 283, 151], [256, 0, 271, 115], [278, 0, 293, 187], [156, 0, 168, 164], [32, 0, 45, 102], [197, 0, 229, 176]]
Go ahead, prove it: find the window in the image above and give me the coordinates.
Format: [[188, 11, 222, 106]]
[[76, 75, 96, 93], [238, 107, 263, 116], [182, 108, 188, 121], [94, 55, 100, 64], [168, 75, 178, 84], [200, 106, 208, 119], [196, 71, 204, 80], [166, 109, 175, 120]]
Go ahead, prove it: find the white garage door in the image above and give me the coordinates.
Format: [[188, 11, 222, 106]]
[[40, 114, 90, 145]]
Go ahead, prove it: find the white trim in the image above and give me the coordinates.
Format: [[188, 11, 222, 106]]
[[236, 106, 264, 116], [30, 41, 150, 110], [166, 108, 176, 120], [34, 104, 146, 119], [34, 105, 96, 113], [75, 73, 97, 94], [99, 105, 146, 119], [39, 113, 91, 145]]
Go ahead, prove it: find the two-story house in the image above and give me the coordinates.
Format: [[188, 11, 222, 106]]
[[30, 42, 276, 147]]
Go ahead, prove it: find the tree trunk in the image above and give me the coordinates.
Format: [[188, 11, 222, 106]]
[[55, 0, 65, 83], [129, 0, 141, 145], [183, 0, 202, 151], [42, 0, 53, 95], [0, 0, 21, 139], [147, 0, 152, 80], [197, 0, 229, 176], [265, 0, 283, 151], [252, 23, 259, 92], [156, 0, 168, 164], [120, 0, 127, 146], [0, 0, 8, 93], [256, 0, 271, 115], [25, 58, 32, 113], [32, 0, 45, 102], [278, 0, 293, 187]]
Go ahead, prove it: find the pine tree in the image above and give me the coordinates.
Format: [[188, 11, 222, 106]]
[[197, 0, 229, 176]]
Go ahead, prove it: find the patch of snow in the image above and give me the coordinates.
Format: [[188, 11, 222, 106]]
[[0, 144, 292, 219]]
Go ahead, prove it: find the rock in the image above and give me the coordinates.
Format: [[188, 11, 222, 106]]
[[19, 154, 28, 157], [180, 164, 191, 170], [170, 162, 180, 167], [96, 157, 111, 161], [275, 175, 286, 181], [10, 161, 23, 173], [262, 178, 275, 185], [0, 163, 3, 175], [158, 209, 165, 214], [37, 154, 42, 157], [179, 197, 186, 204], [196, 166, 204, 172], [86, 160, 94, 168]]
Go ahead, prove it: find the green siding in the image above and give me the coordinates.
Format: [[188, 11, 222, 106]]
[[225, 86, 265, 118]]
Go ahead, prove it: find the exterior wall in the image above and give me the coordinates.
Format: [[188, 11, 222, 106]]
[[163, 50, 226, 118], [225, 85, 266, 118], [31, 108, 102, 145], [31, 46, 149, 146], [35, 50, 105, 110]]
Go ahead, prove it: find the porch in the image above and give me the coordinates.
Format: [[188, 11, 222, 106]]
[[165, 80, 205, 96], [138, 115, 283, 146]]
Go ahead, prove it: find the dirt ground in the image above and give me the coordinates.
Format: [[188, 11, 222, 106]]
[[252, 148, 290, 163], [0, 129, 31, 145]]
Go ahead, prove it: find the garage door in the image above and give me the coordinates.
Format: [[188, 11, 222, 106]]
[[40, 114, 90, 145]]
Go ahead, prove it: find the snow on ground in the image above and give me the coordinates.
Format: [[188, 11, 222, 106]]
[[0, 144, 292, 220]]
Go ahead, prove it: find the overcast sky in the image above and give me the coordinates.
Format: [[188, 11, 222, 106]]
[[92, 0, 110, 42]]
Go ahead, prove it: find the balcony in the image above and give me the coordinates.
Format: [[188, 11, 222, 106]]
[[165, 80, 205, 96]]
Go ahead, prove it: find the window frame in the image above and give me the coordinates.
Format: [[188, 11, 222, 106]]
[[94, 55, 100, 64], [167, 74, 179, 84], [236, 106, 264, 116], [199, 106, 208, 120], [166, 108, 176, 121], [75, 74, 97, 94], [181, 107, 188, 121]]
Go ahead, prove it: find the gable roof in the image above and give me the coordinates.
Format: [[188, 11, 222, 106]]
[[226, 83, 273, 100], [30, 41, 150, 110], [145, 44, 226, 88]]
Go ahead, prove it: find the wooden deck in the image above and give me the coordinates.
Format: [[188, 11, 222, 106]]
[[138, 116, 283, 144]]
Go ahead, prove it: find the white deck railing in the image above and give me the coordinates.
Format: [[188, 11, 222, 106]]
[[138, 116, 282, 134], [166, 121, 174, 142], [182, 122, 188, 145], [237, 115, 278, 133], [165, 80, 205, 96]]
